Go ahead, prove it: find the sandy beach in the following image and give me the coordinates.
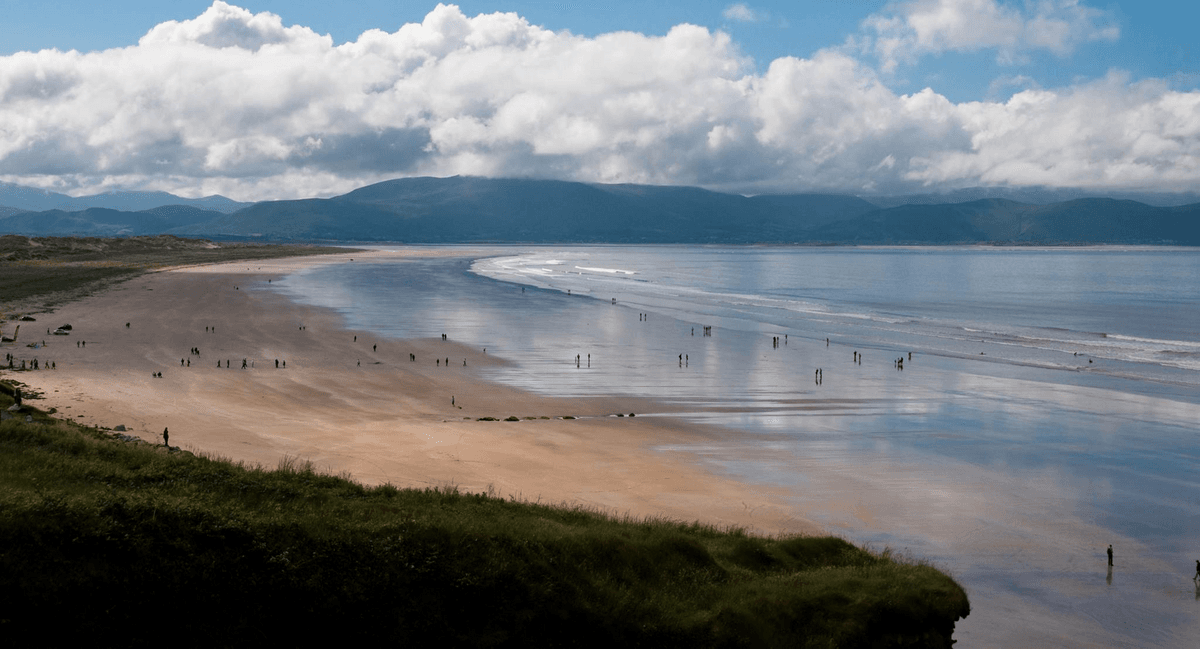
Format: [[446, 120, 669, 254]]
[[5, 248, 820, 537]]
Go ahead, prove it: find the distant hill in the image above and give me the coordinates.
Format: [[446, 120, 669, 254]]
[[865, 186, 1200, 208], [2, 176, 1197, 245], [0, 181, 249, 214], [171, 177, 879, 243], [812, 198, 1200, 244], [0, 206, 225, 237]]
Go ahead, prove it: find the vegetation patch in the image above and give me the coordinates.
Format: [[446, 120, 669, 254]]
[[0, 235, 352, 311], [0, 390, 969, 646]]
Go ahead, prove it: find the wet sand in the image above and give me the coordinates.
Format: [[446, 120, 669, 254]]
[[6, 249, 820, 537]]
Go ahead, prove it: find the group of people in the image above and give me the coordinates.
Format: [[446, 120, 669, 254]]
[[5, 354, 55, 371]]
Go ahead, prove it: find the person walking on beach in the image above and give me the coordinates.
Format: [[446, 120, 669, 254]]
[[163, 427, 169, 448], [1107, 545, 1114, 567]]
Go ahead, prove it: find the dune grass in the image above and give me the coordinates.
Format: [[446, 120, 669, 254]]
[[0, 389, 968, 647]]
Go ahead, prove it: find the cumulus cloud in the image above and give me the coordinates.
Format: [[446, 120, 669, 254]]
[[862, 0, 1120, 71], [0, 2, 1196, 200]]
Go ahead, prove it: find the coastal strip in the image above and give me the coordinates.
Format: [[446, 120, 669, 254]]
[[8, 248, 821, 537]]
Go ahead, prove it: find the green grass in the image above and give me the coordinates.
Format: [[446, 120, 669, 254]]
[[0, 234, 353, 308], [0, 391, 969, 647]]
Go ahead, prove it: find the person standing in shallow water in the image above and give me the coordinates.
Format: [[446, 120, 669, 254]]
[[1107, 545, 1113, 567]]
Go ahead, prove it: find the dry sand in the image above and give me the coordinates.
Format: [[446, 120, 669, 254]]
[[6, 249, 820, 537]]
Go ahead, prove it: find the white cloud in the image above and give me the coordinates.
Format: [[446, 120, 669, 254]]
[[862, 0, 1120, 71], [0, 2, 1196, 201], [723, 4, 763, 23]]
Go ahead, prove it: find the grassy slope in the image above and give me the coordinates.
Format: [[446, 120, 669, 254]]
[[0, 235, 352, 309], [0, 238, 970, 646]]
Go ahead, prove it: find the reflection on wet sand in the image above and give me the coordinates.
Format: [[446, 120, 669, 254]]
[[277, 250, 1200, 648]]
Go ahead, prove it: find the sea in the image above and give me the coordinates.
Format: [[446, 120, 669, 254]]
[[274, 245, 1200, 648]]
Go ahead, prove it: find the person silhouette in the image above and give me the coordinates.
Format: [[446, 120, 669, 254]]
[[163, 427, 169, 448], [1107, 545, 1113, 567]]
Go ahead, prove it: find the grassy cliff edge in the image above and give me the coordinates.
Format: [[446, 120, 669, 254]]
[[0, 392, 969, 647]]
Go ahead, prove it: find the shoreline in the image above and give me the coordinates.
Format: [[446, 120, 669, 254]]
[[5, 248, 822, 537]]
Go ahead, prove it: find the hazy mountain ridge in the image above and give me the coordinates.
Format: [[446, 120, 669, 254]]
[[863, 186, 1200, 208], [2, 177, 1197, 244], [814, 198, 1200, 244], [0, 206, 225, 237], [0, 182, 249, 214], [171, 177, 881, 242]]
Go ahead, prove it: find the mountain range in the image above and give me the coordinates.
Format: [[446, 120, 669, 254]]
[[1, 177, 1197, 245], [0, 182, 248, 214]]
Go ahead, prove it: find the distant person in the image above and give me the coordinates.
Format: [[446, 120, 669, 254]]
[[275, 359, 279, 368], [373, 344, 377, 352], [163, 427, 169, 447], [1195, 559, 1199, 581], [1107, 545, 1113, 567]]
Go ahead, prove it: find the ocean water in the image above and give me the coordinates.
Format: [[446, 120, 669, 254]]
[[275, 245, 1200, 648]]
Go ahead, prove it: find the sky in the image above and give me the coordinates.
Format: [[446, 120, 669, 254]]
[[0, 0, 1198, 201]]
